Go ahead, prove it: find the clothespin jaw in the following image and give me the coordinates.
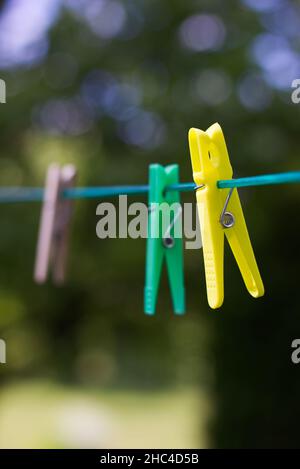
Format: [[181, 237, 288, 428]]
[[34, 163, 77, 285], [188, 123, 264, 309], [144, 164, 185, 315]]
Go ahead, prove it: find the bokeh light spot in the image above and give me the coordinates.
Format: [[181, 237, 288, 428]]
[[238, 73, 272, 110], [194, 69, 232, 106], [118, 111, 166, 150], [179, 14, 226, 52]]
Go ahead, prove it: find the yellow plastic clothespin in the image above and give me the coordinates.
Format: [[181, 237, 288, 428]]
[[188, 123, 264, 309]]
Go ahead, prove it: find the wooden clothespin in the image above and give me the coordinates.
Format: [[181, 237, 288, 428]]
[[34, 163, 77, 285], [144, 164, 185, 315], [188, 123, 264, 309]]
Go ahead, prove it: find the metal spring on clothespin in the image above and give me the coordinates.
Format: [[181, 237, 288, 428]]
[[220, 187, 235, 229], [162, 205, 182, 249], [194, 183, 235, 228]]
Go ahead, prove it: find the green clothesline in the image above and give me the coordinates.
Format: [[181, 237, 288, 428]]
[[0, 171, 299, 203]]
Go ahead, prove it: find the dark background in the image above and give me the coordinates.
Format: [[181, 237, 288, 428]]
[[0, 0, 299, 448]]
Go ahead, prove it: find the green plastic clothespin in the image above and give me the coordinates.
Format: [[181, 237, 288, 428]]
[[144, 164, 185, 315]]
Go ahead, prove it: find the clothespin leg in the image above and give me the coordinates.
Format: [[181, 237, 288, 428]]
[[224, 189, 264, 298], [34, 164, 61, 284], [196, 190, 225, 309], [165, 240, 185, 314], [144, 206, 164, 315], [164, 165, 185, 314], [52, 165, 77, 285]]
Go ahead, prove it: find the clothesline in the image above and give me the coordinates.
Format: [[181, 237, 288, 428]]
[[0, 171, 299, 203]]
